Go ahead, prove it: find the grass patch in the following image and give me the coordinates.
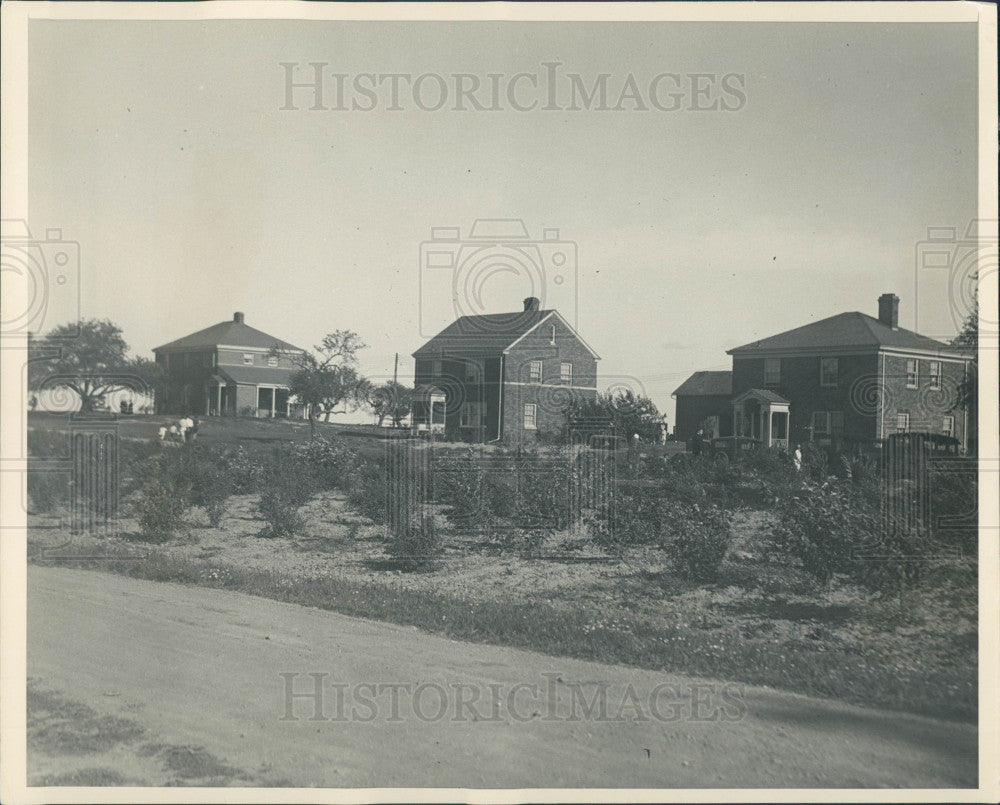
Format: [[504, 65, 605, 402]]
[[46, 551, 976, 723], [27, 682, 145, 755]]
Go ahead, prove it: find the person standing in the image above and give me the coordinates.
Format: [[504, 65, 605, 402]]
[[793, 444, 803, 472]]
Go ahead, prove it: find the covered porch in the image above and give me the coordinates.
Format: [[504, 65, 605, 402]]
[[411, 384, 447, 437], [732, 388, 790, 450]]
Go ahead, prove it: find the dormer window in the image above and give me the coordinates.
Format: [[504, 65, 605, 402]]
[[243, 353, 254, 366], [549, 324, 556, 345], [267, 355, 278, 367]]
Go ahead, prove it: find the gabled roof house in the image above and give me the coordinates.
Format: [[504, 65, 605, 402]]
[[412, 297, 600, 442]]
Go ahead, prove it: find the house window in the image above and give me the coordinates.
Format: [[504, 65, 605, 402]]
[[523, 403, 537, 430], [464, 361, 478, 382], [560, 362, 573, 384], [942, 415, 954, 437], [243, 353, 254, 366], [929, 361, 941, 390], [764, 359, 780, 387], [813, 411, 830, 435], [820, 357, 839, 387], [549, 325, 556, 345], [906, 359, 918, 388], [529, 360, 542, 383], [267, 355, 278, 367], [460, 402, 482, 427], [896, 412, 910, 433]]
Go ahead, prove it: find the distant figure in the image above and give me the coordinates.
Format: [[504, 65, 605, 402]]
[[120, 399, 128, 414], [178, 415, 194, 442], [659, 422, 667, 445], [126, 400, 134, 414], [168, 423, 180, 442], [188, 416, 200, 442], [793, 444, 803, 472], [157, 425, 167, 442], [692, 428, 704, 456], [28, 395, 38, 412]]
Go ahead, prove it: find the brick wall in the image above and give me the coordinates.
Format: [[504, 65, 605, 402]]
[[879, 353, 969, 446], [733, 353, 879, 445], [503, 315, 598, 443], [675, 394, 733, 441], [217, 348, 300, 369]]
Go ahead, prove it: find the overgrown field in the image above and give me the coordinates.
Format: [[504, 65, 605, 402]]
[[26, 416, 978, 722]]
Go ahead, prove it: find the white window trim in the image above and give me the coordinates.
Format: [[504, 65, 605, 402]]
[[523, 403, 537, 430], [896, 412, 910, 433], [242, 353, 254, 366], [560, 362, 573, 384], [929, 361, 942, 390], [529, 360, 542, 383], [942, 415, 954, 437], [906, 359, 919, 389]]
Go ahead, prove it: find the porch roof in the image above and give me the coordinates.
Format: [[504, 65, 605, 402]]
[[732, 388, 790, 406], [213, 366, 296, 386]]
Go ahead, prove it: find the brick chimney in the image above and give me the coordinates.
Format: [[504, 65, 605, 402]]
[[877, 294, 899, 329], [523, 297, 540, 312], [234, 312, 245, 324]]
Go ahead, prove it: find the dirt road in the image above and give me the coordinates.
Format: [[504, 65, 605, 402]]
[[27, 566, 976, 788]]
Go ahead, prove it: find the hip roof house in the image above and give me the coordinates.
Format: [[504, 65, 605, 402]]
[[152, 312, 306, 418], [676, 294, 974, 452]]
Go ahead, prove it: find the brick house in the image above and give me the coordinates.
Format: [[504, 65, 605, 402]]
[[153, 312, 307, 417], [672, 370, 733, 442], [412, 297, 599, 443], [724, 293, 973, 451]]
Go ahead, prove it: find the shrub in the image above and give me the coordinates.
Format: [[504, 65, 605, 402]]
[[255, 447, 316, 538], [293, 436, 354, 491], [928, 462, 977, 555], [27, 469, 69, 514], [221, 445, 264, 494], [384, 514, 440, 566], [773, 479, 878, 586], [662, 502, 732, 581], [801, 443, 829, 482], [134, 478, 187, 542]]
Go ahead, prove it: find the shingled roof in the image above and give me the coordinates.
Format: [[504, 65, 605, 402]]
[[413, 309, 556, 357], [154, 313, 303, 353], [728, 312, 961, 355], [673, 371, 733, 397]]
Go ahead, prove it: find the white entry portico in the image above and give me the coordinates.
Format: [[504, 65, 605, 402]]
[[732, 388, 791, 450]]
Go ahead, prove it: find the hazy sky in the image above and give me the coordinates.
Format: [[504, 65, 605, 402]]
[[28, 20, 978, 422]]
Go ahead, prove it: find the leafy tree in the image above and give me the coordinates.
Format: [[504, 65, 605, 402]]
[[28, 319, 159, 412], [565, 389, 664, 443], [275, 330, 368, 439], [368, 381, 413, 427], [951, 291, 977, 412]]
